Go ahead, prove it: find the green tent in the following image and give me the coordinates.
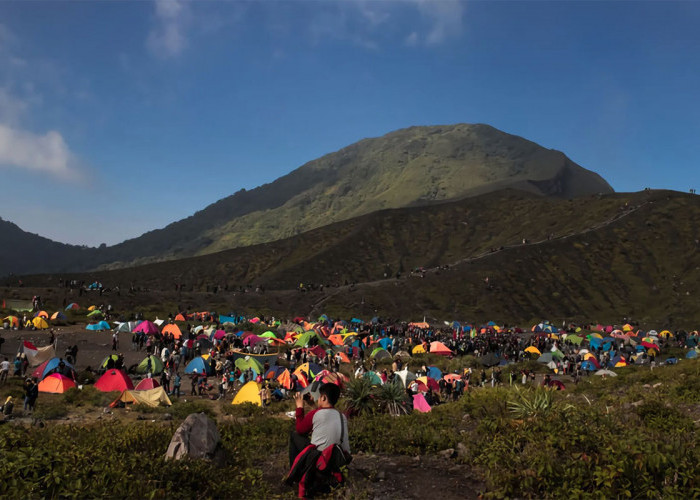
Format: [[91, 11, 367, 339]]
[[260, 331, 277, 339], [87, 310, 104, 318], [234, 357, 263, 374], [565, 335, 584, 345], [100, 354, 119, 368], [136, 355, 164, 375], [371, 347, 391, 360], [363, 371, 383, 386], [551, 349, 565, 360]]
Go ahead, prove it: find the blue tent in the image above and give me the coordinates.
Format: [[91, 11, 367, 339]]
[[426, 366, 442, 379], [184, 356, 214, 375], [86, 321, 111, 331], [41, 357, 74, 380], [378, 338, 393, 350], [350, 318, 363, 324], [665, 358, 678, 365], [581, 360, 597, 371], [589, 338, 602, 349], [219, 314, 237, 324], [686, 350, 698, 359]]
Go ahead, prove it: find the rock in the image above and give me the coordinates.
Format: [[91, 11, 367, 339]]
[[162, 413, 173, 421], [456, 442, 468, 459], [376, 471, 386, 481], [165, 412, 221, 461], [438, 448, 456, 459]]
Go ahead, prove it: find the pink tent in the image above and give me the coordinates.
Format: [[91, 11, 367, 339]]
[[243, 335, 264, 346], [214, 330, 226, 340], [133, 321, 159, 335], [413, 393, 431, 413]]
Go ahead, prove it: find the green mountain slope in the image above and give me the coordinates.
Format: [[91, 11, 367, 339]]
[[19, 189, 700, 326]]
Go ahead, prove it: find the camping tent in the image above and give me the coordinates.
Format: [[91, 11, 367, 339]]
[[232, 381, 261, 406], [133, 321, 159, 335], [184, 356, 214, 375], [94, 369, 134, 392], [38, 373, 76, 394], [50, 311, 67, 321], [134, 378, 160, 391], [111, 387, 172, 408], [162, 324, 182, 339], [136, 355, 164, 375], [412, 393, 431, 412], [429, 341, 452, 356], [86, 321, 111, 331], [32, 317, 49, 329]]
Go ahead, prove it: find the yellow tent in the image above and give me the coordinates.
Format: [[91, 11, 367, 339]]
[[88, 305, 97, 311], [32, 317, 49, 329], [232, 381, 261, 406], [525, 346, 541, 355], [111, 387, 172, 408], [412, 344, 426, 354]]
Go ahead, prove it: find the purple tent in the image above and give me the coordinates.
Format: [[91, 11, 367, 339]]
[[133, 321, 159, 335]]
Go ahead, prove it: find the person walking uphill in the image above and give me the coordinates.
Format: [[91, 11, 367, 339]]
[[286, 383, 352, 498]]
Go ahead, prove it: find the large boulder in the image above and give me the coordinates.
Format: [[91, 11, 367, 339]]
[[165, 413, 220, 460]]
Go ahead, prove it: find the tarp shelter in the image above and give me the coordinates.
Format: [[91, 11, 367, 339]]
[[86, 321, 111, 331], [136, 355, 164, 375], [38, 373, 76, 394], [32, 317, 49, 329], [413, 393, 431, 412], [184, 356, 214, 375], [95, 369, 134, 392], [232, 381, 261, 406], [154, 318, 165, 327], [111, 387, 172, 408], [23, 341, 56, 368], [133, 321, 159, 335], [161, 323, 182, 339], [2, 299, 33, 312]]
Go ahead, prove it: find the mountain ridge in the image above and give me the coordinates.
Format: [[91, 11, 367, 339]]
[[0, 123, 613, 276]]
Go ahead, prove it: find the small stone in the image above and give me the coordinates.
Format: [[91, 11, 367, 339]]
[[376, 471, 386, 481], [438, 448, 456, 459], [162, 413, 173, 421], [457, 442, 468, 459]]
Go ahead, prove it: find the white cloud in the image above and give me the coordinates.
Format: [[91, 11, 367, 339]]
[[412, 0, 466, 46], [0, 87, 29, 125], [0, 124, 79, 180], [147, 0, 189, 59]]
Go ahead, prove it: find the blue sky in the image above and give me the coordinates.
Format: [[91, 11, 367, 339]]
[[1, 0, 699, 246]]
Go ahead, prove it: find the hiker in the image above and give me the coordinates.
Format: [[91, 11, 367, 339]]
[[172, 373, 181, 397], [288, 382, 351, 470], [1, 396, 13, 418], [112, 332, 119, 351], [23, 378, 38, 413], [0, 357, 9, 383]]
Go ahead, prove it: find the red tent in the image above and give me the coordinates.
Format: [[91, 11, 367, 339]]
[[95, 369, 134, 392], [135, 378, 160, 391]]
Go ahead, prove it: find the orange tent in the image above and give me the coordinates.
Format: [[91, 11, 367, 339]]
[[35, 311, 49, 319], [277, 369, 293, 389], [162, 323, 182, 339], [328, 334, 344, 346], [430, 341, 453, 356], [335, 352, 351, 363], [409, 322, 430, 329], [38, 373, 76, 394], [174, 314, 186, 322]]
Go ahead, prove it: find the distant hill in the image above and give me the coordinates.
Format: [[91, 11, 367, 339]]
[[17, 189, 700, 326], [0, 123, 613, 276]]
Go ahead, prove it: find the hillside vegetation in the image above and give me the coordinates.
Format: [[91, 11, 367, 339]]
[[15, 189, 700, 326], [0, 124, 612, 276]]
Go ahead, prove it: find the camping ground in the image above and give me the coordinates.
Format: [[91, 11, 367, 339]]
[[0, 321, 698, 498]]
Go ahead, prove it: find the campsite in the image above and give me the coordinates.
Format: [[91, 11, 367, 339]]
[[0, 297, 698, 499]]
